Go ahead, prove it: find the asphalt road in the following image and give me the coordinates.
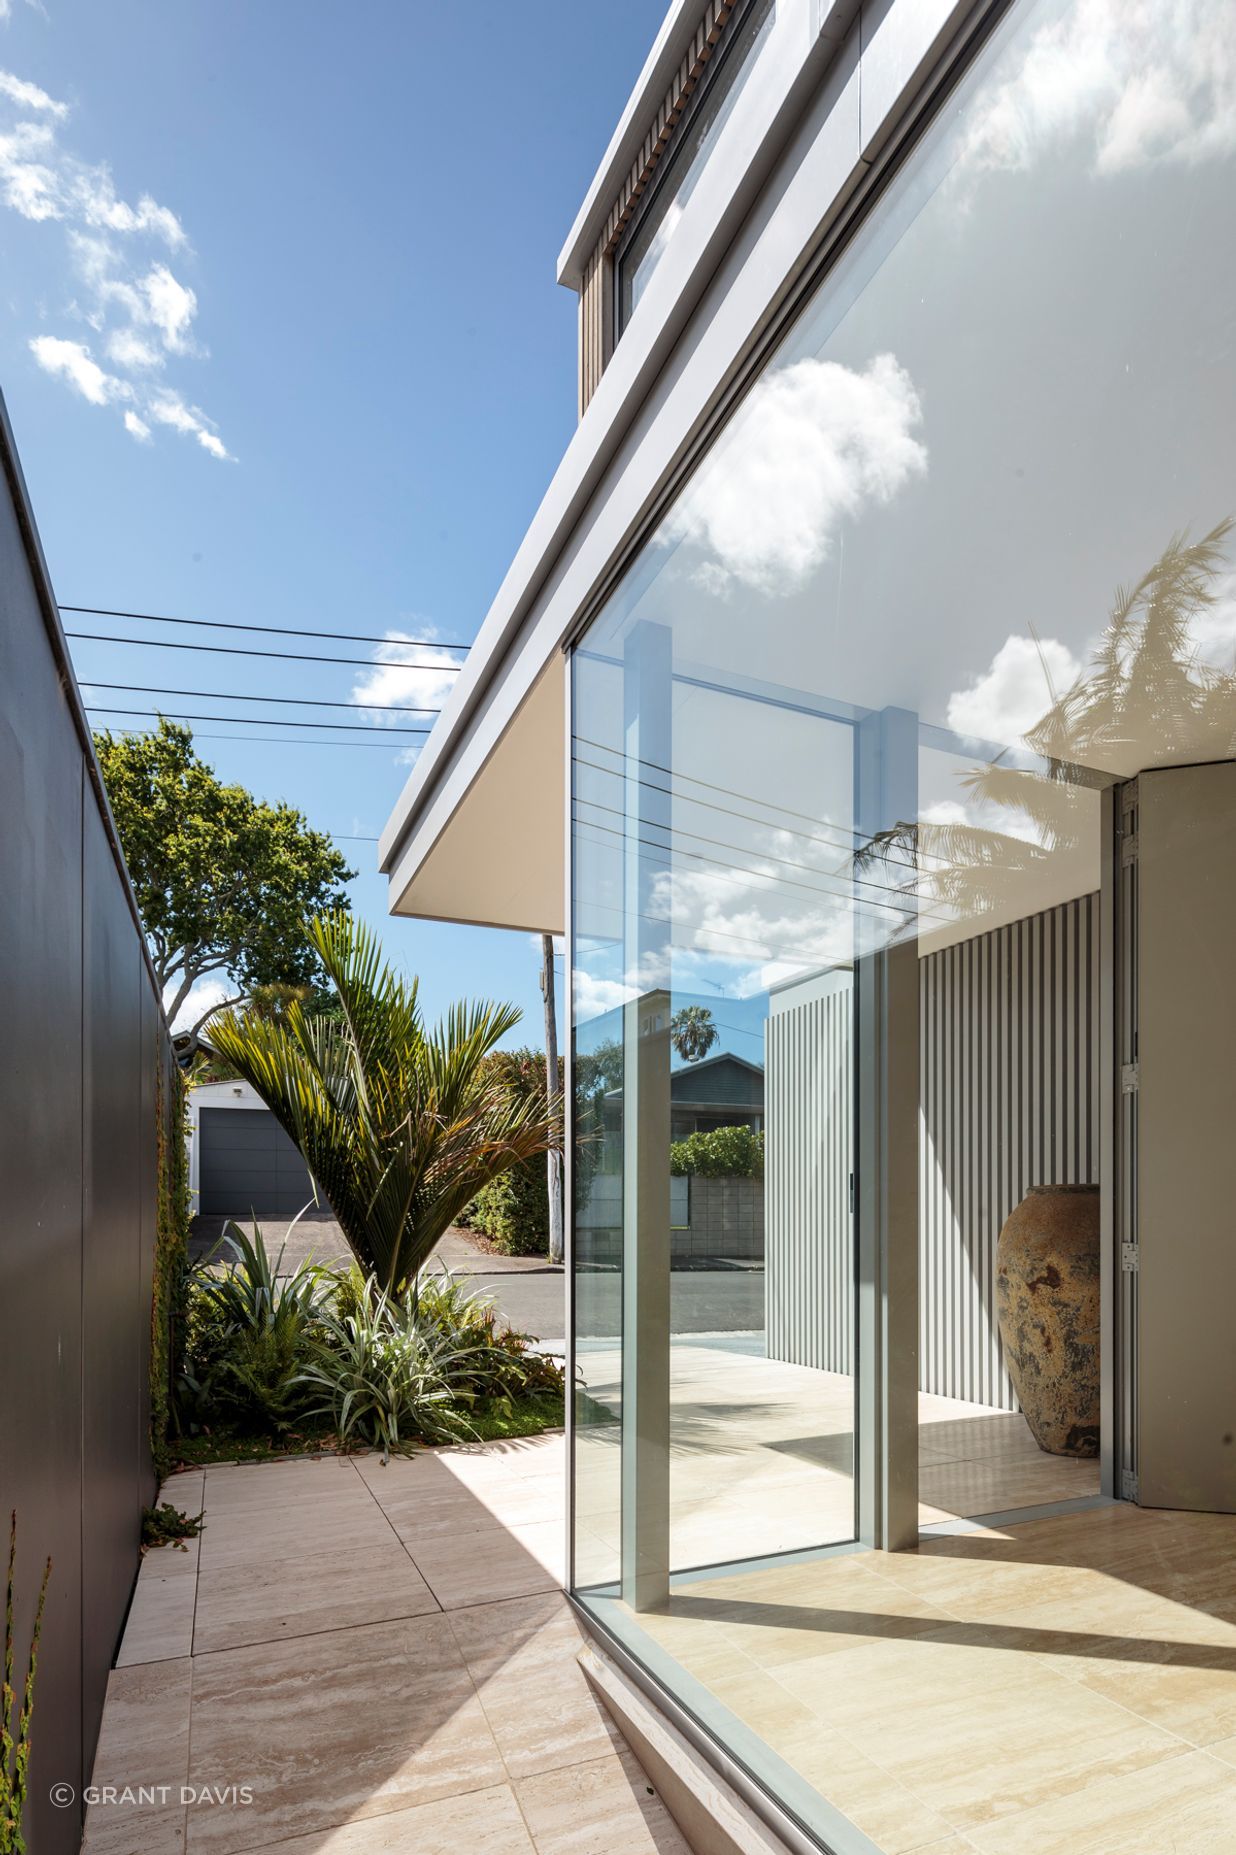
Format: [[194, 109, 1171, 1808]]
[[189, 1215, 764, 1347]]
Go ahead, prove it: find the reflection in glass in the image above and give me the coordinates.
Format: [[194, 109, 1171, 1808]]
[[571, 0, 1236, 1838]]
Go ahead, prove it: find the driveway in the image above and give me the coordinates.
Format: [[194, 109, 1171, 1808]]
[[189, 1215, 765, 1350]]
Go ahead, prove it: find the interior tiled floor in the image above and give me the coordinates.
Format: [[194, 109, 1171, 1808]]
[[597, 1502, 1236, 1854], [85, 1437, 690, 1855], [574, 1344, 1099, 1584]]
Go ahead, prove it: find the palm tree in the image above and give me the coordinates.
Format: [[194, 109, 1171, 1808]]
[[671, 1004, 719, 1064], [855, 519, 1236, 924], [207, 913, 557, 1299]]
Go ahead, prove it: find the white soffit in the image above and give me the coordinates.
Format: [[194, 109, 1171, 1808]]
[[387, 654, 565, 936]]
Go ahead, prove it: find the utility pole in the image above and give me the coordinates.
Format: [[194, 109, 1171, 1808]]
[[540, 932, 564, 1265]]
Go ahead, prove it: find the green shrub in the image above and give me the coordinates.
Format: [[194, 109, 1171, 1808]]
[[466, 1045, 560, 1255], [3, 1512, 50, 1855], [301, 1282, 488, 1460], [142, 1503, 204, 1550], [469, 1159, 548, 1255], [180, 1222, 331, 1436], [152, 1054, 191, 1477], [669, 1124, 764, 1180], [305, 1268, 564, 1460]]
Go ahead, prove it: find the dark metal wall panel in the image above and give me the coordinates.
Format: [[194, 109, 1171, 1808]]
[[919, 895, 1101, 1411], [0, 476, 87, 1852], [0, 400, 164, 1854]]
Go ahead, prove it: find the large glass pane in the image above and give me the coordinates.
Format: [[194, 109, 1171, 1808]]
[[572, 0, 1236, 1840], [572, 635, 862, 1601]]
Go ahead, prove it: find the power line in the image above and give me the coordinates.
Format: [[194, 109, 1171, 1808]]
[[147, 729, 417, 750], [61, 604, 471, 652], [85, 704, 431, 736], [66, 630, 463, 671], [79, 680, 442, 717]]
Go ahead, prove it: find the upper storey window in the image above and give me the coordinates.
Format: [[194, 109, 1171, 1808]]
[[616, 0, 776, 334]]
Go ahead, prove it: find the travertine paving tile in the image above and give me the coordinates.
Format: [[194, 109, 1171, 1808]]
[[767, 1718, 956, 1854], [84, 1657, 192, 1855], [185, 1613, 506, 1854], [193, 1538, 438, 1653], [813, 1672, 1185, 1833], [447, 1594, 618, 1779], [409, 1519, 563, 1609], [964, 1746, 1236, 1855], [516, 1747, 692, 1854], [117, 1558, 199, 1665], [199, 1458, 364, 1512], [196, 1491, 393, 1572], [238, 1782, 537, 1854]]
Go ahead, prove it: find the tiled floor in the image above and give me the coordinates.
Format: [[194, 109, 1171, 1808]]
[[599, 1502, 1236, 1854], [85, 1436, 690, 1855], [574, 1344, 1098, 1584]]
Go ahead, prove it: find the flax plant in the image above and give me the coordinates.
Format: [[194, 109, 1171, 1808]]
[[2, 1513, 50, 1855], [208, 913, 558, 1299]]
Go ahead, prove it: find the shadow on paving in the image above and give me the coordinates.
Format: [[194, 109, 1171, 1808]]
[[83, 1437, 691, 1855]]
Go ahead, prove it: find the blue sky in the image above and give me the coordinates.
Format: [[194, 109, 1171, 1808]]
[[0, 0, 666, 1040]]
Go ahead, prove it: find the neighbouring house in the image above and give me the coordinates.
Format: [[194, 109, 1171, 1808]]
[[377, 3, 1236, 1850], [0, 395, 173, 1855], [187, 1077, 317, 1221]]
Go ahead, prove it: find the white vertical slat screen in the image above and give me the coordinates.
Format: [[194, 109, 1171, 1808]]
[[763, 895, 1100, 1410]]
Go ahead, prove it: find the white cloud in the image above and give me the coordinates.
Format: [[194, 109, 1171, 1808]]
[[0, 68, 65, 117], [945, 633, 1082, 745], [166, 974, 233, 1037], [0, 64, 225, 458], [660, 352, 927, 596], [106, 325, 162, 370], [350, 631, 462, 743], [961, 0, 1236, 183], [140, 262, 196, 350], [29, 333, 129, 405], [573, 968, 633, 1023], [146, 388, 231, 459]]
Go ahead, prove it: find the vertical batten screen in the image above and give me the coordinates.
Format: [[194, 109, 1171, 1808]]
[[765, 972, 854, 1374], [764, 897, 1100, 1407], [919, 895, 1101, 1411]]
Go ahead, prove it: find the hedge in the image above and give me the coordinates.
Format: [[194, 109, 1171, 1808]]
[[669, 1123, 764, 1180]]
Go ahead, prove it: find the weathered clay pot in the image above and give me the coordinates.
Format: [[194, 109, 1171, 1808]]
[[995, 1184, 1100, 1459]]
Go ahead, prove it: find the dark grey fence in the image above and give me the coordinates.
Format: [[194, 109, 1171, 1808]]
[[0, 396, 167, 1855]]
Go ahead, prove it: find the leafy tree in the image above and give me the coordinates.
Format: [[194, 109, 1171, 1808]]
[[94, 719, 354, 1047], [207, 913, 558, 1298], [671, 1004, 719, 1064]]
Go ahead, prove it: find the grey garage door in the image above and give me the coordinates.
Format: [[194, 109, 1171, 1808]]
[[199, 1106, 317, 1217]]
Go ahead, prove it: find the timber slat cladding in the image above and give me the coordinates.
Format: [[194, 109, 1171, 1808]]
[[578, 0, 735, 413]]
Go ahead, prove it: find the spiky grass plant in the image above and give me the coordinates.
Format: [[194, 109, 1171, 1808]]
[[2, 1514, 50, 1855], [208, 913, 558, 1299]]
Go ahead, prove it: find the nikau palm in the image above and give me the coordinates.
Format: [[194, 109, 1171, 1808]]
[[208, 914, 558, 1298]]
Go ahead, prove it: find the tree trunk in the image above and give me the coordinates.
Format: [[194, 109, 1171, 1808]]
[[541, 933, 564, 1266]]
